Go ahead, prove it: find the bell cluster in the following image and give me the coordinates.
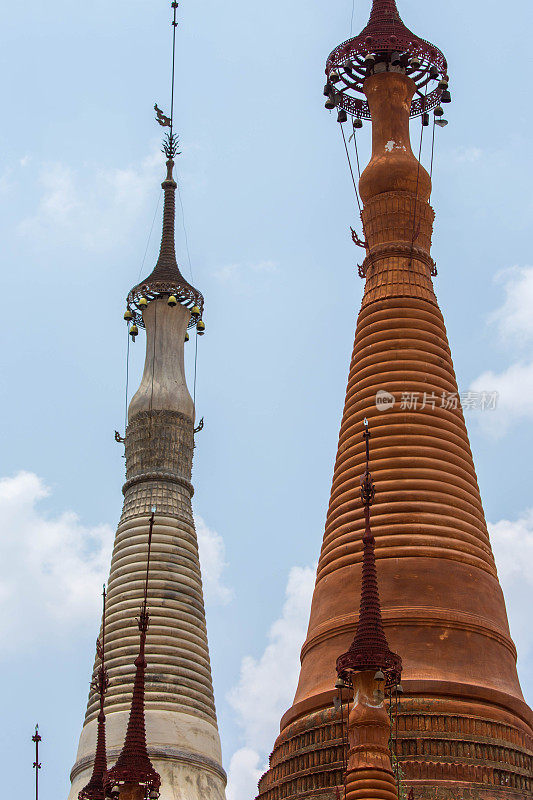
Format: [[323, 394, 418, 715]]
[[324, 49, 451, 123], [123, 296, 205, 343]]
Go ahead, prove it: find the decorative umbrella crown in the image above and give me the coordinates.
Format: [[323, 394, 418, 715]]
[[325, 0, 449, 120]]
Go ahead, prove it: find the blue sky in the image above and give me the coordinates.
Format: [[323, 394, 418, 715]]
[[1, 0, 533, 798]]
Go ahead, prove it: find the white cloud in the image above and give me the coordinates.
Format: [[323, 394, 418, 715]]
[[0, 473, 233, 656], [196, 515, 234, 606], [226, 565, 315, 800], [213, 260, 278, 284], [0, 472, 112, 653], [470, 361, 533, 435], [489, 266, 533, 345], [451, 146, 482, 163], [470, 266, 533, 433], [489, 510, 533, 698], [18, 149, 162, 251], [226, 748, 264, 800]]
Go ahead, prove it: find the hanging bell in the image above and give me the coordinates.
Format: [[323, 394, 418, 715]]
[[364, 52, 375, 66], [191, 305, 201, 318], [149, 791, 160, 799], [434, 105, 444, 117], [429, 65, 439, 78], [197, 319, 206, 336], [323, 82, 332, 97], [435, 118, 448, 127], [330, 69, 341, 83], [438, 78, 449, 90], [325, 93, 336, 110], [441, 89, 451, 103], [123, 309, 133, 322], [167, 294, 178, 306], [337, 108, 347, 124], [335, 676, 347, 690], [129, 323, 139, 340], [353, 117, 363, 129], [185, 331, 190, 342], [390, 51, 401, 67], [343, 59, 354, 73], [409, 55, 421, 69], [138, 296, 148, 309], [422, 112, 430, 127], [396, 683, 404, 695], [374, 670, 385, 683]]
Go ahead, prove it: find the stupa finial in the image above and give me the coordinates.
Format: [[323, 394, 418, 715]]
[[125, 0, 203, 332], [325, 0, 449, 120], [336, 420, 402, 685], [103, 511, 161, 800]]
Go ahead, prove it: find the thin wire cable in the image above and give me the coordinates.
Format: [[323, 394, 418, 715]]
[[170, 1, 178, 141], [340, 123, 362, 215], [350, 0, 356, 36], [407, 119, 424, 267], [124, 328, 131, 434], [176, 176, 195, 282], [146, 300, 158, 444], [193, 329, 199, 410], [352, 125, 362, 180], [408, 89, 428, 268], [137, 190, 163, 281], [429, 116, 436, 180]]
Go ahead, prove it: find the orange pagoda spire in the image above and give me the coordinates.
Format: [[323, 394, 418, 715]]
[[257, 1, 533, 799]]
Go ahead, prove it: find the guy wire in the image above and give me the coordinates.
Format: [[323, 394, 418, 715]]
[[340, 122, 362, 215], [176, 176, 195, 283], [352, 124, 362, 180], [408, 86, 428, 269], [137, 190, 162, 281], [124, 327, 130, 436], [193, 328, 199, 410]]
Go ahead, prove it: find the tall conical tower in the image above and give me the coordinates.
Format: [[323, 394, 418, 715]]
[[68, 11, 225, 797], [257, 2, 533, 799]]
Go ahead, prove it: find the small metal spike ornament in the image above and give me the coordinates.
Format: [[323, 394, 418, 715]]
[[33, 725, 42, 800]]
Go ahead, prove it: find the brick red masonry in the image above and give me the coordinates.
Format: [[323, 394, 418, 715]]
[[256, 71, 533, 800]]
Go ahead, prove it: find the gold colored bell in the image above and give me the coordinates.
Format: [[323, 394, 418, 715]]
[[197, 319, 206, 335], [138, 296, 148, 308], [185, 331, 190, 342], [168, 295, 178, 307], [191, 305, 201, 318], [123, 309, 133, 321], [129, 324, 139, 339]]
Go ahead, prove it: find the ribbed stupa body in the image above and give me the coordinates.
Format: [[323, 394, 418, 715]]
[[68, 300, 226, 800], [257, 71, 533, 800]]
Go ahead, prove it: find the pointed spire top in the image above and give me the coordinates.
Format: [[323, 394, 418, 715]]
[[126, 1, 203, 329], [79, 587, 109, 800], [325, 0, 448, 120], [368, 0, 402, 23], [104, 512, 161, 800], [336, 421, 402, 685]]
